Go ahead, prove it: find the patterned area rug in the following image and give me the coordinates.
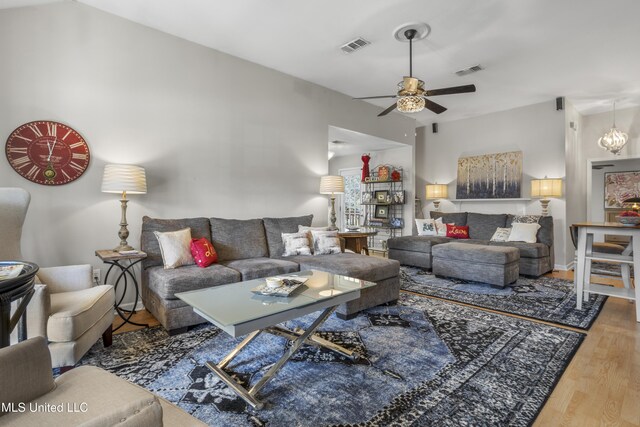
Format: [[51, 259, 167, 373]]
[[585, 261, 634, 278], [400, 266, 607, 329], [79, 294, 583, 426]]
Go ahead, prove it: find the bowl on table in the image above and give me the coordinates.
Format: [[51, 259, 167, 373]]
[[265, 277, 284, 289], [616, 215, 640, 226]]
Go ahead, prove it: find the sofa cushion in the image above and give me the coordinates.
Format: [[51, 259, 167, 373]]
[[221, 257, 300, 280], [430, 211, 468, 225], [141, 216, 212, 269], [210, 218, 268, 261], [432, 242, 520, 264], [287, 252, 399, 282], [488, 241, 550, 258], [146, 264, 241, 299], [466, 213, 507, 240], [387, 236, 452, 252], [263, 215, 313, 257], [48, 285, 114, 342]]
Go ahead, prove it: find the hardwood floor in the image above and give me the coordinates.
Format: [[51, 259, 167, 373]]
[[113, 270, 640, 426]]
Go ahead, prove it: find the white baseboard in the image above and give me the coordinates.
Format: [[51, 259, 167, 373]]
[[554, 262, 573, 271]]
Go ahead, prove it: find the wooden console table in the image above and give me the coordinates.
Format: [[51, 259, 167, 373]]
[[573, 222, 639, 322], [338, 231, 377, 255]]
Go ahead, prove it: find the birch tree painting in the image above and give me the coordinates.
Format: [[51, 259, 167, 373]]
[[456, 151, 522, 199]]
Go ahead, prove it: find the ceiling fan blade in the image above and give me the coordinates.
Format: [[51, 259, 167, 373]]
[[425, 84, 476, 97], [424, 98, 447, 114], [353, 95, 397, 100], [378, 103, 398, 117]]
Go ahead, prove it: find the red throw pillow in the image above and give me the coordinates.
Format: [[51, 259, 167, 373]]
[[190, 238, 218, 268], [446, 224, 470, 239]]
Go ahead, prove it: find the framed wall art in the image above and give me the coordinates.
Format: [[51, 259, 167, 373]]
[[456, 151, 522, 199], [604, 171, 640, 208]]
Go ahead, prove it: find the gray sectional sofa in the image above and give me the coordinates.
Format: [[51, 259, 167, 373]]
[[388, 212, 554, 277], [140, 215, 400, 334]]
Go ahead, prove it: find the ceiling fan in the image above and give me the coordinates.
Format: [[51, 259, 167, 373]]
[[354, 28, 476, 117]]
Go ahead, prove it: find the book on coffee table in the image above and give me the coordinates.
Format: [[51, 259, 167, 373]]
[[251, 276, 309, 297]]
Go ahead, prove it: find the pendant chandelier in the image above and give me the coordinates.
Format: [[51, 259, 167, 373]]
[[598, 101, 628, 155]]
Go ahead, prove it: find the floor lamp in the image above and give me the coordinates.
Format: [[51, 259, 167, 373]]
[[320, 175, 344, 231], [101, 164, 147, 251]]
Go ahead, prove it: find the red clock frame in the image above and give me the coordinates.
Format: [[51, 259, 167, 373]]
[[5, 121, 90, 185]]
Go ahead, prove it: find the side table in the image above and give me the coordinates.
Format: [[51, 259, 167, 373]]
[[95, 250, 148, 331], [0, 261, 39, 348], [338, 231, 377, 255]]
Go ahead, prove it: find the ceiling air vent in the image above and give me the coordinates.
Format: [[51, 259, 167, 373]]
[[340, 37, 371, 54], [455, 64, 483, 77]]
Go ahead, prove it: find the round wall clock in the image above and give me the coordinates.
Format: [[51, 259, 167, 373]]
[[5, 120, 90, 185]]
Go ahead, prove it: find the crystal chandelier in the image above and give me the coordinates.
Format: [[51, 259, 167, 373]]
[[598, 101, 628, 155], [397, 95, 425, 113]]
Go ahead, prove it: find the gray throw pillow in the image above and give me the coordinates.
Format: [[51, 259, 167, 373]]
[[281, 232, 312, 256], [310, 230, 341, 255]]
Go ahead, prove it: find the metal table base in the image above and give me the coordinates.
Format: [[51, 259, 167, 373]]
[[206, 305, 358, 409]]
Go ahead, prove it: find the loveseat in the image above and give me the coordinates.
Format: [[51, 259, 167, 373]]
[[140, 215, 400, 334], [388, 212, 554, 277]]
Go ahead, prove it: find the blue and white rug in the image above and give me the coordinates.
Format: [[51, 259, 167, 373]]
[[400, 266, 607, 329], [79, 294, 583, 426]]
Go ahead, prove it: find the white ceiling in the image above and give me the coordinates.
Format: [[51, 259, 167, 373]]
[[5, 0, 640, 124]]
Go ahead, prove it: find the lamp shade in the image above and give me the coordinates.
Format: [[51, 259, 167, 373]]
[[319, 175, 344, 194], [101, 164, 147, 194], [425, 184, 448, 199], [531, 178, 562, 198]]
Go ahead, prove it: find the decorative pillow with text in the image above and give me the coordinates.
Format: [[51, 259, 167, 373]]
[[490, 227, 512, 242], [190, 237, 218, 268], [446, 224, 470, 239]]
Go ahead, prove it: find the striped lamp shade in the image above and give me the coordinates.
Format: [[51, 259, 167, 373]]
[[425, 184, 448, 199], [101, 164, 147, 194], [319, 175, 344, 194]]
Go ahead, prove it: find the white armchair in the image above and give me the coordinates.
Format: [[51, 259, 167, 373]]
[[1, 188, 115, 369]]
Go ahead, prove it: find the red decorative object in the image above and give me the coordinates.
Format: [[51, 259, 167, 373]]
[[361, 153, 371, 182], [5, 121, 90, 185], [190, 237, 218, 267], [391, 170, 401, 181], [446, 224, 470, 239], [619, 210, 640, 217]]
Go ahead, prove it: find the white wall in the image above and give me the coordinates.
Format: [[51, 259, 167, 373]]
[[0, 3, 415, 305], [416, 100, 568, 268]]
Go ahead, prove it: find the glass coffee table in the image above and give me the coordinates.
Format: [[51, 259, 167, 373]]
[[176, 270, 376, 409]]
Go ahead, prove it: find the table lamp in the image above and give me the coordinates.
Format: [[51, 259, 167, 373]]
[[425, 184, 448, 212], [101, 164, 147, 251], [320, 175, 344, 230], [531, 177, 562, 216]]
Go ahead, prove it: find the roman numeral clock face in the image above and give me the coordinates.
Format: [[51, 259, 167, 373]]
[[5, 121, 90, 185]]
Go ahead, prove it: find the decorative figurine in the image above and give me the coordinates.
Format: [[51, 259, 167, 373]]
[[361, 153, 371, 182]]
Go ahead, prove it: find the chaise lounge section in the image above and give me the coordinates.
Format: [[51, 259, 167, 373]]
[[388, 212, 554, 277], [141, 215, 400, 334]]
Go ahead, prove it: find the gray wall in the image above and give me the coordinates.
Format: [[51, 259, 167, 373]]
[[0, 3, 415, 305], [416, 100, 568, 267]]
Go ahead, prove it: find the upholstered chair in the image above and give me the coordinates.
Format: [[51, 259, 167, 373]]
[[0, 187, 115, 369]]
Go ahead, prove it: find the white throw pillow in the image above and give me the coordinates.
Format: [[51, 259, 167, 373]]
[[154, 228, 194, 269], [281, 232, 312, 256], [490, 227, 512, 242], [507, 223, 541, 243], [435, 218, 453, 236], [310, 230, 342, 255], [415, 219, 437, 236]]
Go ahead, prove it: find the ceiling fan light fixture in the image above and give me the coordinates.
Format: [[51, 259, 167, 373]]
[[397, 96, 425, 113]]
